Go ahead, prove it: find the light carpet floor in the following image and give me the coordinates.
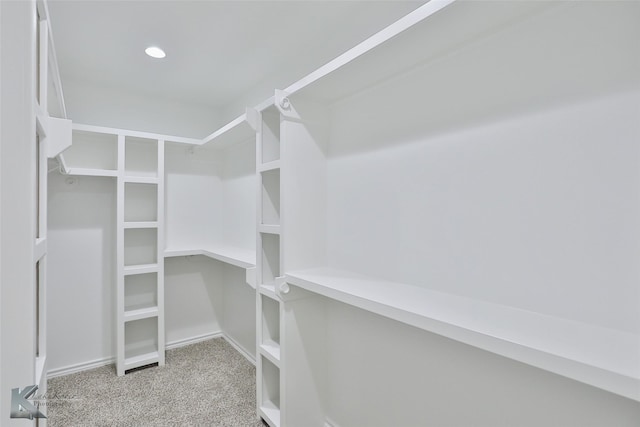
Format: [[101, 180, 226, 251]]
[[46, 338, 267, 427]]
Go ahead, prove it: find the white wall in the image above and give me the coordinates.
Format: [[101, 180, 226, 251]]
[[63, 78, 223, 138], [47, 173, 116, 372], [0, 0, 38, 423], [164, 256, 223, 345], [165, 143, 222, 249], [220, 138, 256, 250], [222, 265, 256, 360], [328, 89, 640, 334]]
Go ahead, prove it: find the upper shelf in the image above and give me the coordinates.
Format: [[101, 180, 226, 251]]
[[285, 267, 640, 402], [283, 0, 638, 105], [199, 109, 258, 149], [164, 244, 255, 269]]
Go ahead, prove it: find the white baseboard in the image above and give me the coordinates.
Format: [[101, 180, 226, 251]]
[[47, 356, 115, 379], [222, 333, 256, 366], [46, 331, 256, 378], [165, 331, 223, 351]]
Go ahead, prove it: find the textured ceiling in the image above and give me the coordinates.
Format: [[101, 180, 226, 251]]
[[48, 0, 423, 109]]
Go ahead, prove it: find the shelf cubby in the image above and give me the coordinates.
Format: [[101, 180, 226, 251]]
[[124, 273, 157, 313], [260, 233, 280, 284], [125, 136, 158, 178], [124, 183, 157, 222], [124, 228, 157, 267], [260, 295, 280, 363], [261, 107, 280, 164], [65, 130, 118, 171], [124, 317, 159, 369], [260, 356, 281, 427], [261, 169, 280, 226]]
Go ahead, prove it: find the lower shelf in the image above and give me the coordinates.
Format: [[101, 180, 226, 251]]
[[124, 351, 160, 371], [259, 400, 281, 427], [285, 267, 640, 402], [259, 341, 281, 366]]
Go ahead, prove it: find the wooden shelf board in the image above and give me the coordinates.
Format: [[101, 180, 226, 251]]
[[259, 400, 281, 427], [124, 176, 158, 184], [164, 245, 256, 269], [66, 167, 117, 177], [259, 283, 278, 300], [259, 160, 281, 172], [124, 351, 160, 371], [259, 225, 281, 235], [285, 267, 640, 402], [201, 113, 256, 149], [124, 306, 159, 322], [123, 264, 158, 276], [124, 221, 158, 229], [286, 1, 553, 103], [260, 340, 281, 366]]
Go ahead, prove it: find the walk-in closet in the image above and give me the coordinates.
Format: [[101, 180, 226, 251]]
[[1, 1, 639, 426]]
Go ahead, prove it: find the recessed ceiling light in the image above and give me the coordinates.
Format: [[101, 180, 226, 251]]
[[145, 46, 166, 59]]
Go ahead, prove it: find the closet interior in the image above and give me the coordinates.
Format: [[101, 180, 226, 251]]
[[34, 1, 640, 426]]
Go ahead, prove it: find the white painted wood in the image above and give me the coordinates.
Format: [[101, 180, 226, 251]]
[[66, 168, 117, 177], [259, 159, 280, 173], [116, 134, 125, 375], [45, 117, 72, 158], [201, 111, 257, 149], [156, 139, 165, 367], [259, 225, 280, 235], [164, 245, 255, 269], [284, 0, 456, 99], [123, 306, 159, 322], [72, 122, 201, 145], [123, 221, 158, 229], [65, 130, 118, 171], [123, 351, 159, 371], [39, 19, 48, 111], [256, 104, 284, 426], [124, 176, 158, 184], [34, 237, 47, 262], [286, 268, 640, 401]]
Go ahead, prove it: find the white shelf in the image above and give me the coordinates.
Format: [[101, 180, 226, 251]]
[[285, 267, 640, 402], [259, 160, 280, 172], [66, 167, 117, 177], [259, 400, 281, 427], [124, 176, 158, 184], [123, 264, 158, 276], [285, 0, 547, 103], [259, 225, 281, 235], [124, 221, 158, 229], [124, 351, 160, 371], [260, 341, 281, 366], [201, 110, 257, 149], [124, 306, 159, 322], [259, 283, 278, 300], [164, 245, 256, 269]]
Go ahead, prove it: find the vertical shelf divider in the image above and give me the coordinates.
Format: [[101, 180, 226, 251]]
[[116, 134, 126, 376], [257, 101, 283, 427], [117, 135, 164, 376]]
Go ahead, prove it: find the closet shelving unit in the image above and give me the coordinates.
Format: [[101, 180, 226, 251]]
[[163, 108, 259, 287], [256, 102, 284, 427], [247, 1, 640, 425], [57, 125, 178, 376]]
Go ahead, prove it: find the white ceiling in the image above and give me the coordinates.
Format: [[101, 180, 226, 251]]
[[47, 1, 423, 110]]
